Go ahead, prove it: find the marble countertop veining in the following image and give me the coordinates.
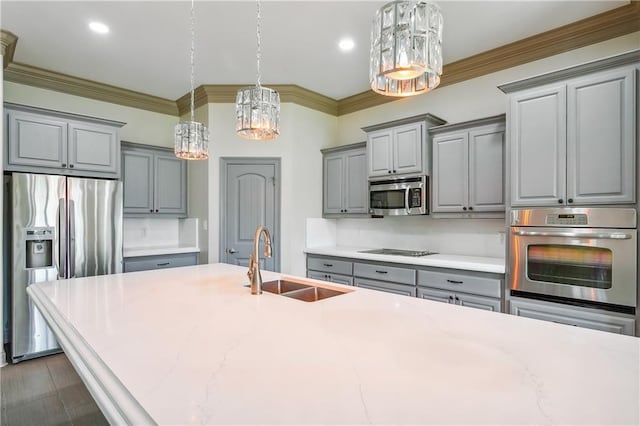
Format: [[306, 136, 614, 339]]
[[28, 263, 638, 425], [304, 246, 506, 274]]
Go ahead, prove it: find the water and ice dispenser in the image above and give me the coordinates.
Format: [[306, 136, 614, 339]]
[[24, 227, 54, 269]]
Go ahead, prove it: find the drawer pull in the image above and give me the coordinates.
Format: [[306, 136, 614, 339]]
[[446, 279, 463, 284], [375, 270, 388, 274], [157, 262, 170, 266], [323, 263, 333, 267]]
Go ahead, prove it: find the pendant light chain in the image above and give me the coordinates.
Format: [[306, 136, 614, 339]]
[[256, 0, 262, 88], [189, 0, 196, 123]]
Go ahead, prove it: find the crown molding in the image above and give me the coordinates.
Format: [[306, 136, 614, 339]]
[[336, 2, 640, 116], [4, 62, 178, 116], [1, 30, 18, 69], [176, 84, 338, 116]]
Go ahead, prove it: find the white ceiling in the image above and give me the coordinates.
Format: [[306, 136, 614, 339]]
[[1, 1, 629, 101]]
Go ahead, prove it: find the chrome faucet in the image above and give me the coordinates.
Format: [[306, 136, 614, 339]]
[[247, 226, 272, 295]]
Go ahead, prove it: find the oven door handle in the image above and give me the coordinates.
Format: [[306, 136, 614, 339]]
[[512, 230, 632, 239]]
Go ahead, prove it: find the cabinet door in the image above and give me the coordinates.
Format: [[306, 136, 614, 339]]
[[344, 149, 367, 213], [354, 278, 416, 297], [323, 152, 345, 214], [393, 122, 423, 175], [367, 129, 394, 177], [417, 287, 455, 304], [469, 124, 505, 212], [7, 110, 68, 169], [432, 132, 468, 213], [510, 84, 566, 206], [122, 150, 154, 215], [68, 122, 118, 175], [154, 153, 187, 216], [566, 67, 636, 205], [455, 293, 501, 312]]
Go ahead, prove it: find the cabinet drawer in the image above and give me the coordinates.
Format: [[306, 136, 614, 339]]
[[307, 256, 353, 275], [354, 263, 416, 285], [124, 252, 198, 273], [417, 270, 500, 298], [307, 271, 354, 286], [354, 278, 416, 297]]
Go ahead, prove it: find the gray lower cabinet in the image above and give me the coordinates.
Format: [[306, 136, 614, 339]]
[[504, 60, 636, 207], [322, 142, 367, 216], [122, 142, 187, 217], [417, 269, 502, 312], [4, 102, 124, 178], [307, 271, 354, 286], [509, 297, 635, 336], [124, 252, 198, 273], [355, 277, 416, 297], [430, 115, 505, 214], [307, 256, 354, 285], [353, 262, 416, 297]]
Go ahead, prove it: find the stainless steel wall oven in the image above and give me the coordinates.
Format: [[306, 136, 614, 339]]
[[510, 208, 637, 309]]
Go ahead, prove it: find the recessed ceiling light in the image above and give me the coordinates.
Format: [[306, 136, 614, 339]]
[[89, 21, 109, 34], [338, 38, 355, 52]]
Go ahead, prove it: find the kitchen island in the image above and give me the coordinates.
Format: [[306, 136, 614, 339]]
[[28, 263, 639, 425]]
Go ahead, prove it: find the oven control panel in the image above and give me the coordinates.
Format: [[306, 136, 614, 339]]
[[546, 214, 588, 226]]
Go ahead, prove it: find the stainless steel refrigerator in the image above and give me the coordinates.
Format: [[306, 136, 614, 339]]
[[9, 172, 122, 363]]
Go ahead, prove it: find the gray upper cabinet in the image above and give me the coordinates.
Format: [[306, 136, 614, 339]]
[[4, 103, 124, 178], [500, 54, 637, 207], [122, 142, 187, 217], [363, 114, 446, 179], [431, 116, 505, 214], [322, 142, 367, 216]]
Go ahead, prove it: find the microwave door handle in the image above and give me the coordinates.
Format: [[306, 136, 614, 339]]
[[512, 230, 632, 240], [405, 187, 411, 213]]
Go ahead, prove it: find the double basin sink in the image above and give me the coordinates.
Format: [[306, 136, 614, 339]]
[[262, 279, 350, 302]]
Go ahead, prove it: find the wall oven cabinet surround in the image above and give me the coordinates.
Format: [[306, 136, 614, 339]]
[[510, 208, 637, 308], [369, 175, 427, 216], [499, 52, 637, 207], [4, 102, 124, 179], [363, 114, 446, 180], [430, 115, 505, 215], [322, 142, 367, 217], [122, 142, 187, 217]]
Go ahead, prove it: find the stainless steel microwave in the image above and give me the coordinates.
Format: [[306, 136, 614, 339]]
[[369, 176, 428, 216]]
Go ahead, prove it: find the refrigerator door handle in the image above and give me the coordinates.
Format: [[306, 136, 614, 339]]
[[69, 199, 76, 278], [58, 198, 67, 279]]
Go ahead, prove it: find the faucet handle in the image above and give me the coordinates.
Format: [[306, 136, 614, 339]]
[[247, 255, 255, 280]]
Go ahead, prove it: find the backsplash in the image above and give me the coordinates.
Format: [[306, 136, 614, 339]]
[[306, 217, 506, 258], [123, 218, 199, 249]]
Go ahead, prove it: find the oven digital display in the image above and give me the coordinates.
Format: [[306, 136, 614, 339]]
[[546, 214, 588, 225]]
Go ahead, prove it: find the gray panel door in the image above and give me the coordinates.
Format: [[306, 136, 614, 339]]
[[224, 162, 278, 271], [122, 150, 154, 214], [455, 293, 501, 312], [8, 110, 68, 169], [432, 132, 468, 213], [393, 122, 423, 175], [367, 129, 393, 177], [67, 177, 123, 278], [566, 67, 636, 205], [68, 122, 118, 174], [469, 124, 505, 212], [323, 153, 344, 214], [510, 84, 567, 206], [154, 153, 187, 215], [344, 149, 367, 213], [417, 287, 454, 304]]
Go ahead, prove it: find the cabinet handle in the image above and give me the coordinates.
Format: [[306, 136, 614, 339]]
[[558, 199, 564, 204], [455, 296, 460, 303], [567, 198, 574, 204], [155, 209, 159, 212], [323, 263, 333, 267], [462, 207, 467, 211], [388, 170, 392, 174], [446, 279, 463, 284], [375, 270, 388, 274], [393, 170, 397, 173], [448, 296, 454, 303], [149, 209, 153, 212], [156, 262, 170, 266], [468, 206, 473, 211], [61, 163, 67, 168], [69, 164, 74, 168]]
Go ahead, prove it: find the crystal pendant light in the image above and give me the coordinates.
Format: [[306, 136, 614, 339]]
[[235, 0, 280, 141], [370, 1, 443, 97], [174, 0, 209, 160]]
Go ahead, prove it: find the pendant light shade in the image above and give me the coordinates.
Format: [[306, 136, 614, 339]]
[[235, 0, 280, 141], [174, 0, 209, 160], [370, 1, 443, 97]]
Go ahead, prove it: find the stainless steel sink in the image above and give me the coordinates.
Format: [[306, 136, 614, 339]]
[[261, 279, 350, 302]]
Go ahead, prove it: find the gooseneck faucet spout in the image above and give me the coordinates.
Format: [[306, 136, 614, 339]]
[[247, 226, 272, 295]]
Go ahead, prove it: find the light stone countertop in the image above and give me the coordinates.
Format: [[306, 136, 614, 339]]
[[28, 263, 639, 425], [123, 245, 200, 258], [305, 246, 506, 274]]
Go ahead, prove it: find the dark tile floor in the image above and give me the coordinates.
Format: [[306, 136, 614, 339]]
[[1, 353, 108, 426]]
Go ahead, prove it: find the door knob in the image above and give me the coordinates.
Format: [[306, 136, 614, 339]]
[[227, 248, 237, 254]]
